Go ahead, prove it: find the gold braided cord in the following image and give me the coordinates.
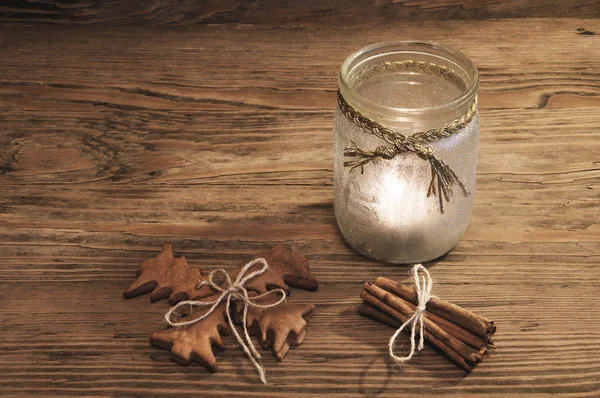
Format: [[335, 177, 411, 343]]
[[412, 97, 477, 143], [338, 61, 478, 213]]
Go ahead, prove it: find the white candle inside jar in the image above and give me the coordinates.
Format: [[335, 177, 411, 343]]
[[333, 42, 480, 264]]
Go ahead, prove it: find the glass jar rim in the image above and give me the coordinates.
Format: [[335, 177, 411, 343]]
[[338, 41, 479, 117]]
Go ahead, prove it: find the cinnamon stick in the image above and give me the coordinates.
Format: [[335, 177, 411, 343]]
[[358, 302, 400, 329], [388, 290, 485, 349], [364, 282, 486, 365], [360, 292, 473, 372], [374, 277, 496, 340]]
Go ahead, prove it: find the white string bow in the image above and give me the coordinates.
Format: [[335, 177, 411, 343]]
[[165, 257, 286, 384], [388, 264, 434, 363]]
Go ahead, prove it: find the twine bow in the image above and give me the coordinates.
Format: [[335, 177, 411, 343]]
[[165, 258, 286, 384], [338, 63, 477, 213], [388, 264, 434, 363]]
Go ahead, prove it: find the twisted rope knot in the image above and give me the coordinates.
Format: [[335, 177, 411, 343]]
[[216, 277, 247, 298], [220, 285, 248, 304], [389, 264, 434, 363], [165, 258, 286, 384], [374, 145, 397, 159], [414, 145, 435, 160]]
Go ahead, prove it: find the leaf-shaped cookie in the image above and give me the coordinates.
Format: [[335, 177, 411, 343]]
[[235, 244, 318, 294], [150, 299, 229, 372], [132, 244, 319, 376], [123, 243, 213, 304], [237, 294, 315, 360]]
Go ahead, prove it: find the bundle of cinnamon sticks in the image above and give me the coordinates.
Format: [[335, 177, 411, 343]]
[[359, 277, 496, 372]]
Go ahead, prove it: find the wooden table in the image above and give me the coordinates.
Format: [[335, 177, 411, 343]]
[[1, 12, 599, 397]]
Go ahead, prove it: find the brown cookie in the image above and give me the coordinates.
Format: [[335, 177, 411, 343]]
[[123, 243, 214, 304], [132, 243, 319, 375], [237, 294, 315, 360], [150, 297, 229, 372], [234, 243, 319, 294]]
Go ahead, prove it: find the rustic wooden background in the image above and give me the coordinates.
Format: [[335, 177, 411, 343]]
[[1, 1, 599, 397], [2, 0, 600, 24]]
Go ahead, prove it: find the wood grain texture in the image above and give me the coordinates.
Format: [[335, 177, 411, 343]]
[[0, 18, 599, 397], [1, 0, 600, 26]]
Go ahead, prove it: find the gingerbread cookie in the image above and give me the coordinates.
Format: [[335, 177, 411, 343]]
[[125, 243, 319, 377], [123, 244, 213, 304], [150, 297, 229, 372], [237, 293, 315, 360], [234, 244, 319, 294]]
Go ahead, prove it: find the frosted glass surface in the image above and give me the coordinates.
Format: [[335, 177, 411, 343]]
[[333, 72, 480, 264]]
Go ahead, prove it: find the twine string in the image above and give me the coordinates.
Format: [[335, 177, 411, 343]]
[[338, 60, 478, 213], [388, 264, 435, 363], [165, 258, 286, 384]]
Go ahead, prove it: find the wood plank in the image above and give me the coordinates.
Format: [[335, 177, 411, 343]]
[[1, 0, 600, 26], [0, 281, 599, 396], [0, 18, 599, 397]]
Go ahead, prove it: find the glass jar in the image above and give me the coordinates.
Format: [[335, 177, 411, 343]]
[[333, 41, 480, 264]]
